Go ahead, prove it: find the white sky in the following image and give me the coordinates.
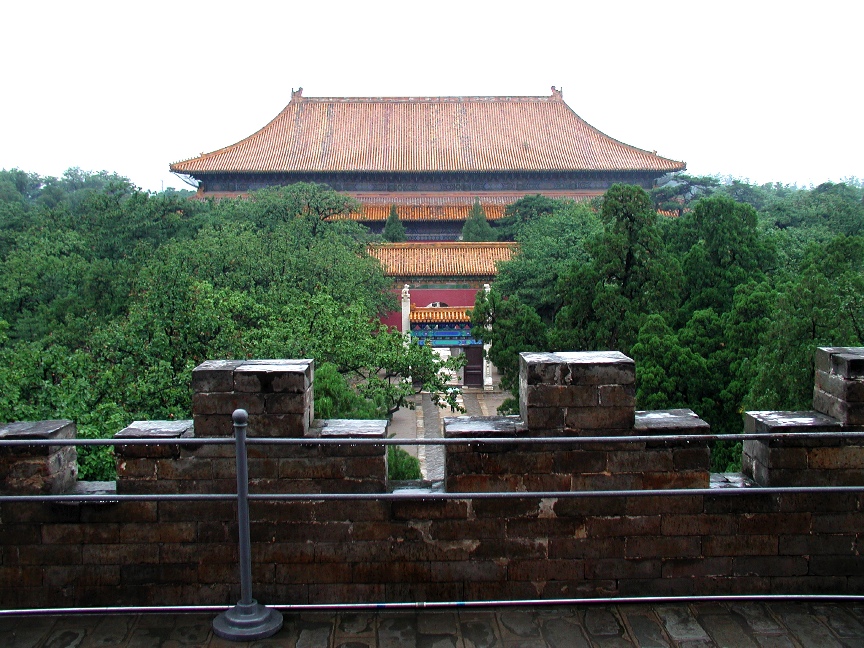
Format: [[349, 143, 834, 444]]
[[1, 1, 861, 192]]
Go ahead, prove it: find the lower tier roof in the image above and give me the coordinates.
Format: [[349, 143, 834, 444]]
[[369, 242, 517, 279]]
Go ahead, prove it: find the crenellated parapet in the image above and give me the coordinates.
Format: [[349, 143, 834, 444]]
[[114, 359, 388, 495], [743, 347, 864, 487], [446, 351, 710, 492], [0, 420, 77, 494], [191, 359, 315, 438], [4, 348, 864, 608]]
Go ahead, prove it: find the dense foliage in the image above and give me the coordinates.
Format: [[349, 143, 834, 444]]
[[387, 445, 422, 481], [473, 177, 864, 470], [0, 170, 461, 479], [4, 166, 863, 477]]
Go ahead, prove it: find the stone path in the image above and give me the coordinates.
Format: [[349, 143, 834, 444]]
[[388, 381, 510, 482], [4, 600, 864, 647], [421, 392, 445, 481]]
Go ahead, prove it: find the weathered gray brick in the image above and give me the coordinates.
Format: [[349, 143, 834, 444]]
[[234, 360, 313, 393], [564, 406, 634, 431], [191, 360, 243, 393]]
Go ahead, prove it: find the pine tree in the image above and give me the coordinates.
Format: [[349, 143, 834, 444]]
[[461, 198, 495, 241], [382, 205, 407, 242]]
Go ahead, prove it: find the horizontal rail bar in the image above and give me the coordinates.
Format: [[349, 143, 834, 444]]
[[0, 438, 232, 446], [4, 430, 864, 447], [3, 485, 864, 504], [4, 594, 864, 618]]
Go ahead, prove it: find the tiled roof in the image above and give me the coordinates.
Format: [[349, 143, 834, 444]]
[[410, 307, 471, 323], [369, 242, 517, 278], [170, 89, 685, 175]]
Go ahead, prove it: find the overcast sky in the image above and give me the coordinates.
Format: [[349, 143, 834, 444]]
[[2, 1, 860, 192]]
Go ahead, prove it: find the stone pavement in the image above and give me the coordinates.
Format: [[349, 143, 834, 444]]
[[4, 600, 864, 647]]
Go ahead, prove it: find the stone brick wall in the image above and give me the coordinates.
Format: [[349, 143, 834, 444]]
[[518, 352, 637, 434], [2, 490, 862, 608], [813, 346, 864, 426], [191, 359, 314, 438], [113, 358, 386, 495], [447, 352, 711, 492], [2, 349, 864, 609], [114, 419, 387, 495], [444, 410, 710, 492]]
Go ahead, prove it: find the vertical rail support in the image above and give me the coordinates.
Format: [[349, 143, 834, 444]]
[[213, 409, 283, 641]]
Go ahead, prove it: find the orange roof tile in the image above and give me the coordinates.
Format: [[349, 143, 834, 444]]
[[369, 242, 517, 278], [410, 307, 471, 323], [171, 89, 685, 175]]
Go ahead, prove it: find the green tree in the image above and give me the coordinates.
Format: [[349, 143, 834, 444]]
[[748, 235, 864, 411], [313, 362, 383, 419], [651, 174, 720, 216], [552, 184, 680, 352], [382, 204, 407, 242], [470, 288, 547, 393], [494, 194, 560, 241], [461, 198, 496, 242], [668, 194, 773, 321], [631, 314, 708, 412], [760, 182, 864, 271], [495, 201, 600, 322], [244, 182, 361, 234], [0, 176, 464, 479]]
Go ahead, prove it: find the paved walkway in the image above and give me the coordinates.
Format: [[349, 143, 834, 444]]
[[4, 600, 864, 647], [388, 385, 509, 482]]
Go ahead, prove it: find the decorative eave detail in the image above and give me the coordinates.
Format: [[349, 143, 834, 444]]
[[170, 89, 685, 176], [369, 242, 518, 279]]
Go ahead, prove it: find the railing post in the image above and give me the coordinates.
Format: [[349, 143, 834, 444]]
[[212, 409, 283, 641]]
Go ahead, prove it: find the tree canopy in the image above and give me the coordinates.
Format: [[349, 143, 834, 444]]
[[0, 171, 461, 479], [4, 167, 864, 475], [472, 176, 864, 470], [493, 194, 560, 241]]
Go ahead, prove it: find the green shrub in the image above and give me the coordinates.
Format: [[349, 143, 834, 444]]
[[314, 362, 383, 419], [388, 445, 421, 480], [710, 440, 743, 473], [497, 396, 519, 415], [76, 425, 116, 481]]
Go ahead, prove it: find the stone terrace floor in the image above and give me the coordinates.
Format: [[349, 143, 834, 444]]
[[4, 601, 864, 647]]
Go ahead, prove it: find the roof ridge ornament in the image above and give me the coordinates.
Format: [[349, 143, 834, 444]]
[[291, 87, 304, 102], [551, 86, 563, 100]]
